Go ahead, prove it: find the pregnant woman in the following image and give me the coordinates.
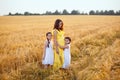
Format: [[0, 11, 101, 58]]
[[52, 19, 65, 70]]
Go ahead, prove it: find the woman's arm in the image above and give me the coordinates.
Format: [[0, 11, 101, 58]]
[[53, 30, 59, 54], [42, 41, 47, 60]]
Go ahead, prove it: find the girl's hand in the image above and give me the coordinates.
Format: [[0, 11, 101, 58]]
[[66, 46, 69, 49], [42, 56, 45, 60]]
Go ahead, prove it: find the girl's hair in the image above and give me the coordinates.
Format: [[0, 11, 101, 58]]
[[46, 32, 52, 48], [53, 19, 63, 31], [65, 37, 71, 44]]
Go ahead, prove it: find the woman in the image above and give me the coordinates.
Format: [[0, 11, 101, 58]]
[[52, 19, 65, 70]]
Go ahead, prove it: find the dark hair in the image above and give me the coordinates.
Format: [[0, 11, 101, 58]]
[[46, 32, 52, 48], [53, 19, 63, 31], [65, 37, 71, 44]]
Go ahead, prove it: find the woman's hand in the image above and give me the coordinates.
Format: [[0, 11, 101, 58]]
[[56, 48, 59, 54]]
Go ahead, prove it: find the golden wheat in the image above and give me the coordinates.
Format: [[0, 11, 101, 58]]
[[0, 15, 120, 80]]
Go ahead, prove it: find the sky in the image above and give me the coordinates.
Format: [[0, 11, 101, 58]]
[[0, 0, 120, 15]]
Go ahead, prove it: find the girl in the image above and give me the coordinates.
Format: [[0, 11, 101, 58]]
[[42, 32, 54, 68], [58, 37, 71, 69]]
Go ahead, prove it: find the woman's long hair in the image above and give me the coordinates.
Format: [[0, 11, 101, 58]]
[[53, 19, 63, 31]]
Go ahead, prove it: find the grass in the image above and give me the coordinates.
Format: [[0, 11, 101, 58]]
[[0, 15, 120, 80]]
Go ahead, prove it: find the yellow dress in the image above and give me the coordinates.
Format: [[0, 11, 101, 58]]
[[52, 29, 64, 70]]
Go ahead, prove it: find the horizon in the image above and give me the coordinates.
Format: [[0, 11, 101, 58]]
[[0, 0, 120, 16]]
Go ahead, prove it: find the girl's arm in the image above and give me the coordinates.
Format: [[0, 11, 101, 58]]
[[42, 41, 47, 60], [53, 30, 59, 54], [58, 44, 69, 49]]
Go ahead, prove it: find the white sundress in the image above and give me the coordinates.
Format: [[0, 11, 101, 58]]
[[42, 40, 54, 65], [62, 44, 71, 68]]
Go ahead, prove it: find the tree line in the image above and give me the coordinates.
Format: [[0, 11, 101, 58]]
[[8, 9, 120, 16]]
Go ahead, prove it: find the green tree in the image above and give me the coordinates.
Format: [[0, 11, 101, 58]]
[[71, 10, 80, 15], [89, 10, 95, 15], [24, 12, 30, 15], [9, 12, 12, 15], [53, 10, 61, 15], [45, 11, 52, 15], [62, 9, 69, 15]]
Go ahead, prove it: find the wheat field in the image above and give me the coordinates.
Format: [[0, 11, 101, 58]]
[[0, 15, 120, 80]]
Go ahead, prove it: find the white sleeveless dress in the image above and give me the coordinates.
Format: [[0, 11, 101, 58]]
[[42, 40, 54, 65], [62, 44, 71, 68]]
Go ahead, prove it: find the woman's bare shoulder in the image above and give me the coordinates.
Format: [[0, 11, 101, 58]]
[[53, 29, 58, 34]]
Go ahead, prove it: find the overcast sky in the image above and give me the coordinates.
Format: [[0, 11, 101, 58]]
[[0, 0, 120, 15]]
